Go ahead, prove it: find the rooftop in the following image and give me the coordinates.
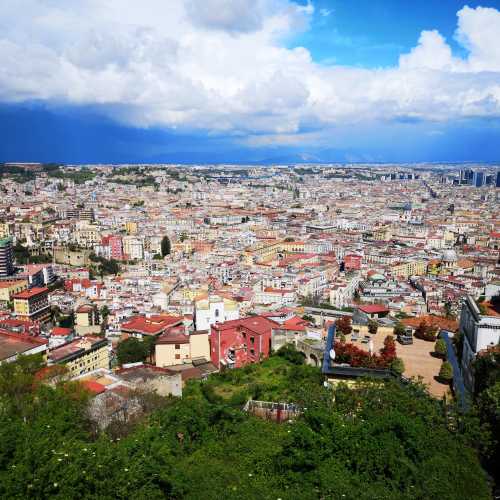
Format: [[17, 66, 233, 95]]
[[0, 330, 47, 361], [13, 287, 49, 300]]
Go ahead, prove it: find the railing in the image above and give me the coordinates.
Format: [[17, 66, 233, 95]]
[[244, 400, 301, 423]]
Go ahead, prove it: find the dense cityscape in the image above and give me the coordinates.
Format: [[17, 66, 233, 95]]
[[0, 161, 499, 497]]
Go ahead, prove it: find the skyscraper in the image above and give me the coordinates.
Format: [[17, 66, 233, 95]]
[[496, 171, 500, 188], [0, 237, 14, 277], [472, 171, 484, 187]]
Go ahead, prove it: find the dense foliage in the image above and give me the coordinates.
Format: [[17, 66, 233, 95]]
[[0, 353, 492, 499], [334, 336, 397, 369], [161, 236, 171, 257], [414, 320, 439, 341], [116, 338, 150, 365]]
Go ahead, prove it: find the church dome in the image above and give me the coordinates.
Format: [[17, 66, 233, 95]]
[[441, 249, 458, 262]]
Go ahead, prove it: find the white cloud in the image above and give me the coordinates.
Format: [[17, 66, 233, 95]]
[[0, 1, 499, 145]]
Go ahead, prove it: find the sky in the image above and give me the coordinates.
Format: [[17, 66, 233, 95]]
[[1, 0, 500, 163]]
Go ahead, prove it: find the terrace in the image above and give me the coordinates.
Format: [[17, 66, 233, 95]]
[[322, 325, 451, 398]]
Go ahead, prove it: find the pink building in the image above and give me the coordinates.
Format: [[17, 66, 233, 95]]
[[344, 254, 362, 271], [109, 235, 124, 261], [210, 316, 279, 369]]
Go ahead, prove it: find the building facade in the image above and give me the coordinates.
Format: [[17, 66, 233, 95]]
[[13, 287, 50, 322], [459, 296, 500, 392]]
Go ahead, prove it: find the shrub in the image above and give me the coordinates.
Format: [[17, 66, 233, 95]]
[[336, 316, 352, 336], [439, 361, 453, 382], [276, 344, 305, 365], [393, 322, 406, 337], [390, 357, 405, 375], [434, 339, 447, 358], [415, 320, 439, 341], [368, 319, 378, 335]]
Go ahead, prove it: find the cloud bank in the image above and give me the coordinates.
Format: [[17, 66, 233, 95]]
[[0, 1, 499, 146]]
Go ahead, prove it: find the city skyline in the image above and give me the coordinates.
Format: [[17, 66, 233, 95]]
[[1, 1, 500, 163]]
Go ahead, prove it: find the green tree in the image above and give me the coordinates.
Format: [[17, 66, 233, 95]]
[[116, 338, 148, 365], [439, 361, 453, 382], [390, 357, 405, 375], [161, 235, 171, 257], [367, 319, 378, 335], [100, 305, 110, 322], [434, 338, 447, 358], [393, 322, 406, 337]]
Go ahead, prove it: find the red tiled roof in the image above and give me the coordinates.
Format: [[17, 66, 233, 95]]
[[52, 327, 72, 336], [12, 287, 49, 299], [282, 316, 309, 331], [80, 380, 106, 395], [212, 316, 280, 335], [121, 314, 183, 336], [357, 304, 389, 314]]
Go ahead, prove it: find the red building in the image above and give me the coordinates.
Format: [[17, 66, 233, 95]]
[[344, 254, 362, 271], [210, 316, 279, 369], [109, 235, 124, 261]]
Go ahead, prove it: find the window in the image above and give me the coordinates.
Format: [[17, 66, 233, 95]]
[[215, 309, 219, 318], [175, 354, 180, 359], [175, 344, 180, 349]]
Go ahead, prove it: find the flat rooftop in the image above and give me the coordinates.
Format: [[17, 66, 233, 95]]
[[0, 331, 46, 361]]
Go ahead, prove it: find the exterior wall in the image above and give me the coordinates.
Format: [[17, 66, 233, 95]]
[[54, 247, 92, 266], [190, 332, 210, 360], [14, 290, 50, 322], [142, 373, 182, 397], [64, 344, 109, 377], [210, 325, 271, 369], [0, 280, 28, 302], [195, 298, 239, 331], [459, 296, 500, 391], [155, 342, 190, 367]]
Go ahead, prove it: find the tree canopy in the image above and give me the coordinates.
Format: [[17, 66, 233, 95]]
[[161, 235, 171, 257], [0, 353, 492, 499], [116, 338, 149, 365]]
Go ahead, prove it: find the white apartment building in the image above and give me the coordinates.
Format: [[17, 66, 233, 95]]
[[460, 295, 500, 392]]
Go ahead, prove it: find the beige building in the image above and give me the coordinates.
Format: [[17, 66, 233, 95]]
[[13, 286, 50, 322], [75, 304, 101, 335], [391, 260, 427, 279], [49, 336, 109, 377], [155, 331, 210, 368], [0, 280, 28, 303]]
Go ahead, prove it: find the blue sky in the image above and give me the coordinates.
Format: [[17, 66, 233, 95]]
[[1, 0, 500, 163], [292, 0, 500, 67]]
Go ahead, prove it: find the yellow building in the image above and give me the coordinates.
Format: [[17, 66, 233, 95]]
[[13, 286, 50, 322], [391, 260, 427, 279], [0, 280, 28, 303], [75, 304, 101, 335], [155, 331, 210, 367], [0, 222, 14, 238], [48, 336, 109, 377], [125, 221, 138, 235]]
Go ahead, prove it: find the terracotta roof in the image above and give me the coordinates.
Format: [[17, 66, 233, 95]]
[[12, 287, 49, 299], [357, 304, 389, 314], [121, 314, 183, 336], [80, 380, 106, 395]]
